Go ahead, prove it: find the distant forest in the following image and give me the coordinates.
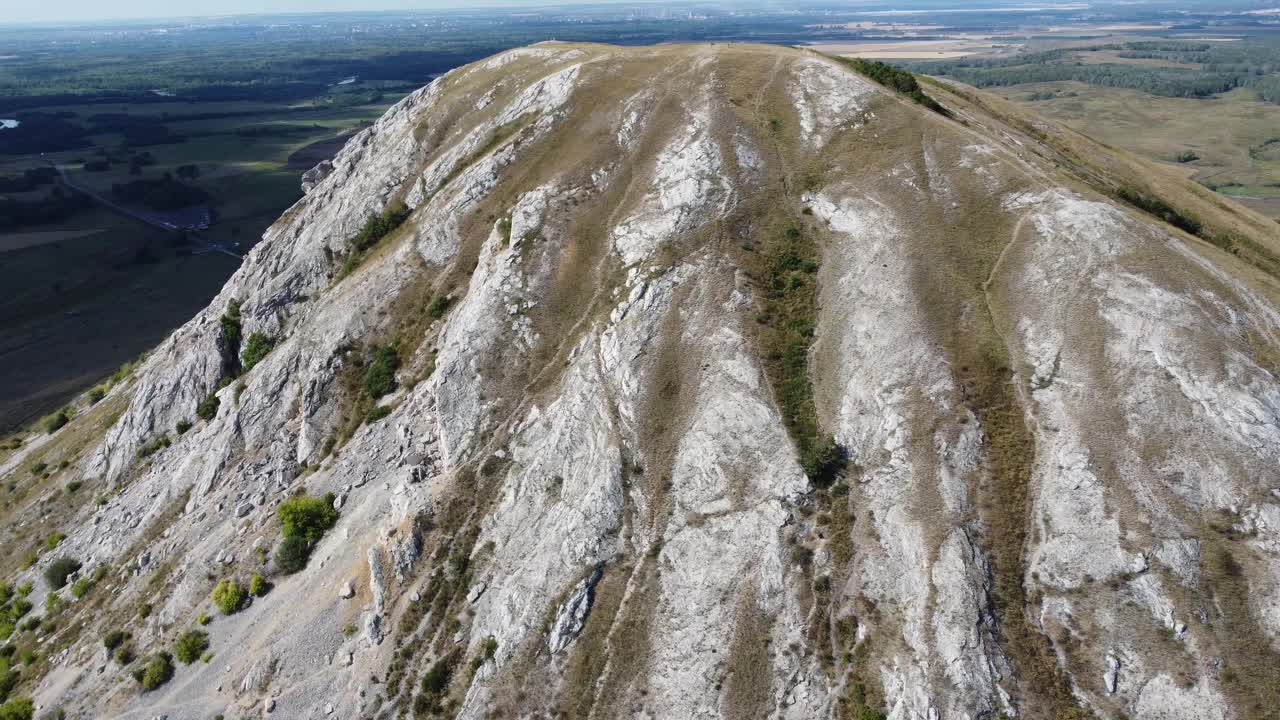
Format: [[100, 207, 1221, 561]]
[[907, 40, 1280, 104]]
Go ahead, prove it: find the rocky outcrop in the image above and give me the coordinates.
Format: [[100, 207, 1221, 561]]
[[10, 42, 1280, 720]]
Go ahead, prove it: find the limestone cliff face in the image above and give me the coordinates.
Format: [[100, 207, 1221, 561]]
[[7, 43, 1280, 720]]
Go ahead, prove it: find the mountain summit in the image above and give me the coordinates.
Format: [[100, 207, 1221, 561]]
[[5, 42, 1280, 720]]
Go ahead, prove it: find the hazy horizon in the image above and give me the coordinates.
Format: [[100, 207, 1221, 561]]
[[0, 0, 696, 25]]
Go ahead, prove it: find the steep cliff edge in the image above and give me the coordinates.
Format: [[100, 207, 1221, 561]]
[[1, 42, 1279, 720]]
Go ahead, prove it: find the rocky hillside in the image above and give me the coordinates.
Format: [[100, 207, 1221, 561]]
[[1, 42, 1279, 720]]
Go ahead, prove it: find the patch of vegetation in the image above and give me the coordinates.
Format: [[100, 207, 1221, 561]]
[[366, 405, 393, 423], [175, 419, 192, 435], [136, 434, 171, 459], [415, 648, 461, 714], [279, 493, 338, 543], [70, 577, 93, 599], [249, 574, 267, 597], [836, 57, 949, 116], [756, 224, 846, 485], [44, 410, 69, 435], [341, 204, 410, 276], [427, 296, 452, 320], [42, 533, 66, 552], [363, 345, 400, 399], [87, 387, 106, 405], [196, 392, 220, 422], [137, 651, 173, 691], [219, 300, 243, 378], [1112, 185, 1203, 236], [113, 644, 135, 665], [275, 493, 339, 574], [174, 629, 209, 664], [110, 176, 208, 212], [1174, 149, 1200, 163], [43, 557, 81, 590], [211, 579, 245, 615], [240, 331, 276, 373], [274, 536, 311, 575], [103, 630, 130, 652], [0, 697, 33, 720]]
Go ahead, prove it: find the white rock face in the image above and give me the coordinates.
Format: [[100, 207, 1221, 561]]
[[16, 43, 1280, 720]]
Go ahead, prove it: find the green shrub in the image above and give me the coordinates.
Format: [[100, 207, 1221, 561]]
[[279, 494, 339, 544], [43, 557, 81, 590], [174, 630, 209, 664], [196, 392, 220, 421], [249, 575, 266, 597], [113, 644, 135, 665], [136, 434, 171, 459], [427, 296, 452, 320], [28, 463, 46, 477], [240, 332, 276, 373], [211, 579, 245, 615], [836, 57, 949, 115], [0, 697, 33, 720], [350, 205, 410, 254], [43, 532, 65, 552], [87, 386, 106, 405], [197, 613, 210, 626], [139, 652, 173, 691], [366, 405, 393, 423], [340, 205, 411, 276], [1113, 186, 1203, 236], [66, 480, 82, 493], [70, 578, 92, 599], [44, 411, 69, 434], [220, 300, 242, 367], [363, 345, 399, 399], [137, 603, 152, 619], [103, 630, 129, 651], [175, 419, 192, 435], [275, 535, 310, 575]]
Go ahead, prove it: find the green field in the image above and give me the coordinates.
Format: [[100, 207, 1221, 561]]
[[993, 83, 1280, 218], [0, 95, 404, 430]]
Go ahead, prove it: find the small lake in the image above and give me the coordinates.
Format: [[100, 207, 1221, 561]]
[[0, 119, 18, 130]]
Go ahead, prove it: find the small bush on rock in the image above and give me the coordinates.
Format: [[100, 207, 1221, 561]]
[[174, 630, 209, 664], [139, 652, 173, 691], [274, 535, 310, 575], [279, 494, 338, 544], [195, 393, 220, 422], [275, 493, 339, 574], [363, 345, 399, 399], [211, 580, 245, 615], [44, 411, 68, 435], [0, 697, 33, 720], [240, 332, 276, 373], [43, 557, 81, 590], [103, 630, 129, 651]]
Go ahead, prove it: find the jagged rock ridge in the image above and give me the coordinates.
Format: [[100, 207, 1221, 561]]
[[4, 42, 1280, 720]]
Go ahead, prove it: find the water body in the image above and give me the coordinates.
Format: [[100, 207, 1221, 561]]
[[0, 119, 18, 130]]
